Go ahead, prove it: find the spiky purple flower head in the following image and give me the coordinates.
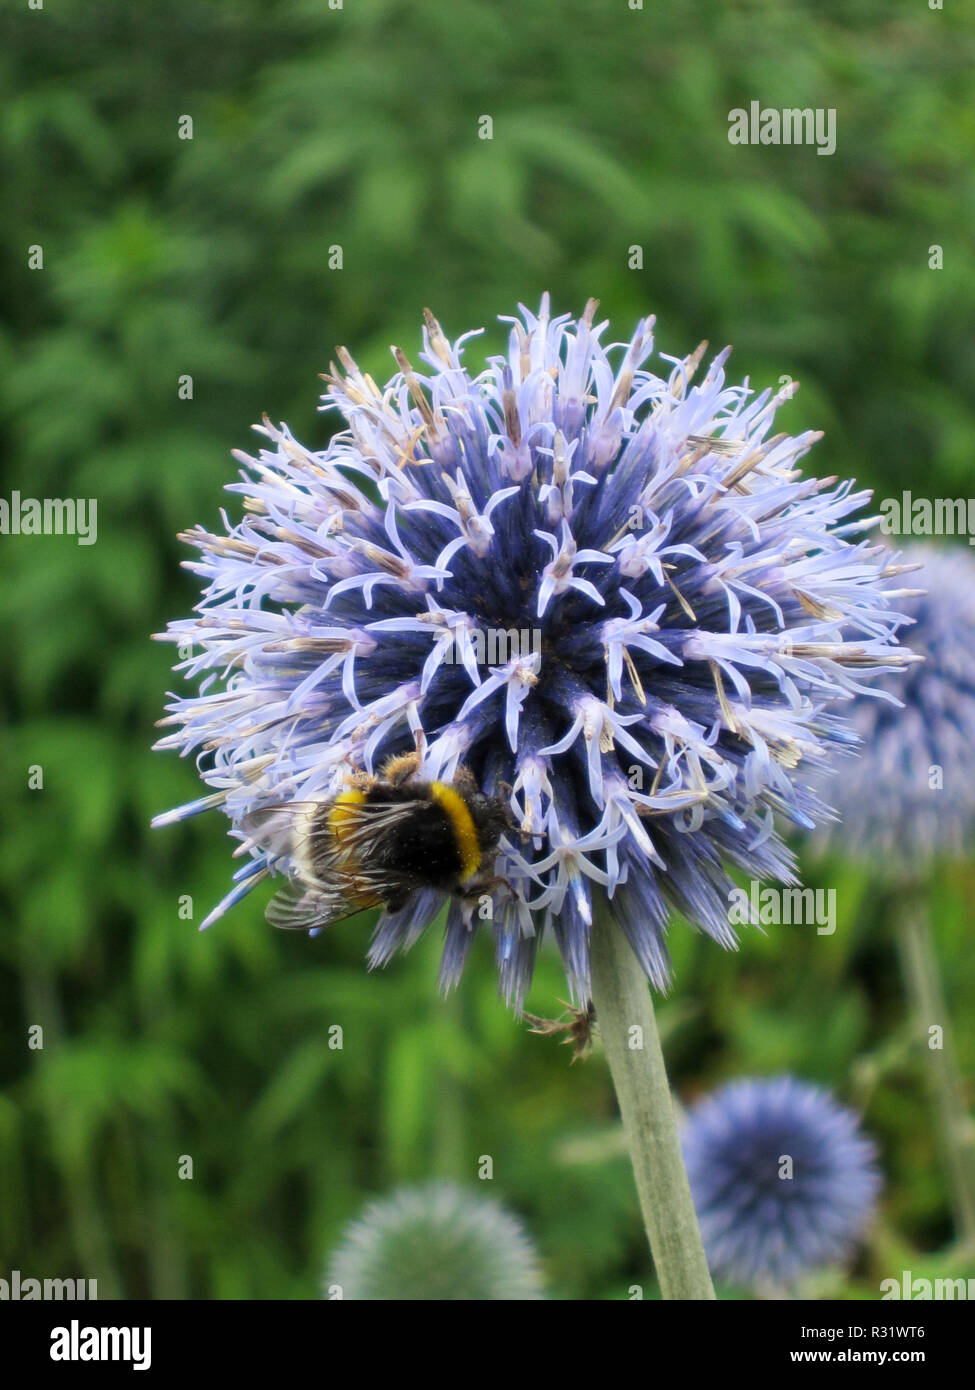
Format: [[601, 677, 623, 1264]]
[[812, 544, 975, 871], [153, 297, 914, 1009], [682, 1076, 881, 1290]]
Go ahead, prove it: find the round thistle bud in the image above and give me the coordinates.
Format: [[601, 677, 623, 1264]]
[[324, 1182, 544, 1301], [812, 543, 975, 870], [682, 1076, 881, 1290]]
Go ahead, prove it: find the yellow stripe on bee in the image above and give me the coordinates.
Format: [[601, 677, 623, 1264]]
[[328, 789, 367, 849], [430, 782, 482, 880]]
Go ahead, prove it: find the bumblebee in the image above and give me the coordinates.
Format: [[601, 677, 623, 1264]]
[[241, 752, 510, 932]]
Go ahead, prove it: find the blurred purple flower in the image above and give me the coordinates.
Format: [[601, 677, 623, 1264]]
[[683, 1075, 880, 1289], [812, 543, 975, 870], [154, 298, 914, 1007]]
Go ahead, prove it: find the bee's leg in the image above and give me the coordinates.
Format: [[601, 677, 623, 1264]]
[[382, 750, 422, 786], [451, 874, 512, 928], [381, 888, 412, 914], [382, 727, 428, 787], [461, 872, 516, 901]]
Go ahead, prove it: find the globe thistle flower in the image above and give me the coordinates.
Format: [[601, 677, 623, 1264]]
[[153, 297, 914, 1008], [812, 544, 975, 870], [682, 1076, 880, 1290], [323, 1182, 544, 1300]]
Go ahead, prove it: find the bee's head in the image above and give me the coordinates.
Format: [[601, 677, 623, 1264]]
[[465, 791, 511, 853]]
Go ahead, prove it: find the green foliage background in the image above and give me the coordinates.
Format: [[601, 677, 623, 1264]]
[[1, 0, 974, 1299]]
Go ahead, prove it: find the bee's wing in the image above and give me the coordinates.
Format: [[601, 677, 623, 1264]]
[[239, 802, 322, 862], [686, 434, 744, 456], [242, 797, 420, 873], [241, 797, 421, 933], [264, 879, 382, 932]]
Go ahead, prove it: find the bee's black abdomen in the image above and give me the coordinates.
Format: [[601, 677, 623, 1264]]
[[357, 781, 464, 890], [380, 800, 465, 888]]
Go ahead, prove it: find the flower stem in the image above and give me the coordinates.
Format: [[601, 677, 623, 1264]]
[[894, 888, 975, 1250], [589, 909, 715, 1299]]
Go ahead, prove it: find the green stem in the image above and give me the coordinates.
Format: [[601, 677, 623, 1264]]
[[894, 889, 975, 1250], [589, 908, 715, 1299]]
